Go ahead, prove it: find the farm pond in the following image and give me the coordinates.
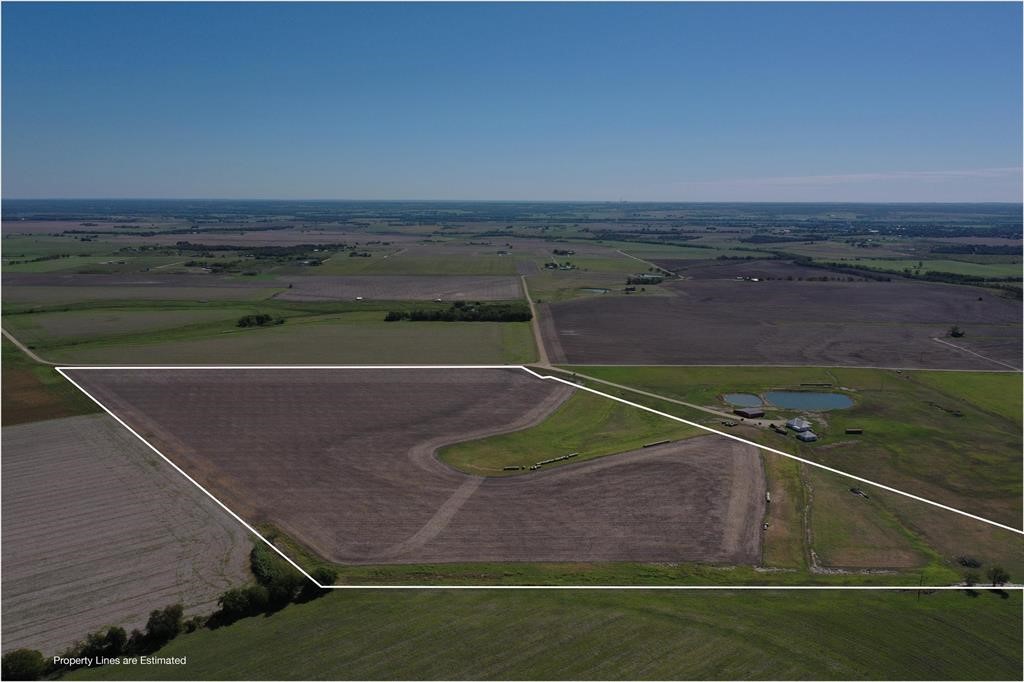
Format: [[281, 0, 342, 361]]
[[723, 391, 853, 411]]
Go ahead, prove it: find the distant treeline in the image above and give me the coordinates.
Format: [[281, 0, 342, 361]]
[[738, 234, 827, 243], [792, 258, 894, 281], [870, 225, 1022, 239], [63, 224, 298, 237], [592, 230, 701, 243], [6, 254, 71, 265], [813, 259, 1022, 287], [931, 244, 1021, 255], [237, 314, 284, 327], [385, 301, 531, 322], [174, 241, 344, 256]]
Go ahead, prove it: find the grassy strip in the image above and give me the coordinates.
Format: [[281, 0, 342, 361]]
[[259, 523, 954, 587], [560, 365, 1022, 525], [541, 366, 1019, 582], [2, 299, 536, 365], [66, 589, 1022, 681], [1, 337, 99, 426], [439, 390, 698, 476]]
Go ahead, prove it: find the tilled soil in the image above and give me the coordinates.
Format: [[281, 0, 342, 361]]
[[65, 368, 766, 568], [274, 275, 522, 301], [1, 414, 251, 654], [542, 278, 1021, 369]]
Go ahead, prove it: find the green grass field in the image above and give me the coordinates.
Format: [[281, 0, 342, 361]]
[[1, 337, 100, 426], [564, 365, 1022, 523], [552, 366, 1023, 578], [3, 307, 255, 343], [66, 589, 1022, 680], [598, 240, 767, 260], [2, 235, 114, 258], [314, 252, 519, 275], [3, 300, 537, 365], [265, 516, 957, 587], [825, 258, 1022, 278], [440, 390, 698, 475]]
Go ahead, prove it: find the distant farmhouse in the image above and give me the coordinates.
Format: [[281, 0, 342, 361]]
[[733, 407, 765, 419], [786, 417, 812, 432]]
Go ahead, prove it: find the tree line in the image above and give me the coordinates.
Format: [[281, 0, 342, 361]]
[[2, 544, 337, 680], [385, 301, 531, 322]]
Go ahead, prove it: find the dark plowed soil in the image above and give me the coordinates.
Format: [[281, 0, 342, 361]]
[[542, 278, 1021, 369], [65, 368, 765, 567], [275, 275, 522, 301], [654, 258, 851, 280], [1, 273, 271, 288]]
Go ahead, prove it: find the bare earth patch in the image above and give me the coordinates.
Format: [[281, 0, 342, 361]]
[[64, 369, 766, 569]]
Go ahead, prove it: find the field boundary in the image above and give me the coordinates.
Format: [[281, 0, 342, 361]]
[[54, 364, 1023, 590]]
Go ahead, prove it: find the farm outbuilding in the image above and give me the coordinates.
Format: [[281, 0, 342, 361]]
[[786, 417, 812, 432], [734, 407, 765, 418], [796, 431, 818, 442]]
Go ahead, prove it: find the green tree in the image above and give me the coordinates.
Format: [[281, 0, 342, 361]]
[[987, 566, 1010, 586], [2, 649, 46, 681], [144, 604, 184, 647]]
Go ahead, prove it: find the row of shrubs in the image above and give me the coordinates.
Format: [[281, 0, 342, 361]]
[[2, 544, 337, 681], [213, 544, 336, 626], [385, 301, 532, 322], [237, 313, 284, 327], [3, 604, 189, 681]]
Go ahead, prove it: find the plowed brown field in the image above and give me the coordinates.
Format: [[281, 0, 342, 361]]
[[64, 369, 765, 568]]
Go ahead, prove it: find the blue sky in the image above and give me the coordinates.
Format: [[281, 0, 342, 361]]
[[3, 2, 1021, 201]]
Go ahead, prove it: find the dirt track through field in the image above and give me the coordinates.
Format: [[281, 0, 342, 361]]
[[65, 369, 766, 567]]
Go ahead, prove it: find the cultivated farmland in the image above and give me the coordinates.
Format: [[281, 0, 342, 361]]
[[275, 274, 522, 301], [542, 278, 1021, 369], [1, 414, 251, 655], [62, 369, 766, 568]]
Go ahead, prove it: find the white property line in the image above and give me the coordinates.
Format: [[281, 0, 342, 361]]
[[522, 367, 1024, 536], [930, 337, 1022, 371], [54, 364, 1023, 591], [54, 367, 321, 588]]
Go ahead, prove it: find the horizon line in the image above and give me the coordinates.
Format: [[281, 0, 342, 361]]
[[4, 198, 1023, 205]]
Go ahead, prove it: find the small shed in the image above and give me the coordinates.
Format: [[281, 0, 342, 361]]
[[786, 417, 812, 432], [796, 431, 818, 442], [734, 407, 765, 418]]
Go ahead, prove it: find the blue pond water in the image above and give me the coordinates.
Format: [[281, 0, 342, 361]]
[[723, 393, 762, 407], [764, 391, 853, 410]]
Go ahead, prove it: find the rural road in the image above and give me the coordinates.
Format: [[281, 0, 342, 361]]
[[1, 327, 55, 365], [521, 275, 550, 367]]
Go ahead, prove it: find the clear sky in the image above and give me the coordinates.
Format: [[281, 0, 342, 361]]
[[2, 2, 1021, 201]]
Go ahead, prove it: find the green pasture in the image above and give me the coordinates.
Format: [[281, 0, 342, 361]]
[[1, 337, 99, 426], [827, 258, 1022, 278], [552, 365, 1023, 576], [2, 298, 537, 365], [314, 252, 519, 275], [439, 390, 697, 475], [67, 589, 1022, 681]]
